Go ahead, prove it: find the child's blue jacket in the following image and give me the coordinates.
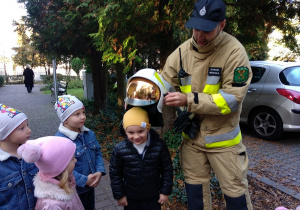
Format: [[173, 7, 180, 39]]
[[56, 124, 106, 194], [0, 149, 38, 210]]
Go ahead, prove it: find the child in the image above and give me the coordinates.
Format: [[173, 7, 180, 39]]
[[0, 103, 38, 210], [110, 107, 173, 209], [54, 95, 106, 210], [18, 136, 84, 210]]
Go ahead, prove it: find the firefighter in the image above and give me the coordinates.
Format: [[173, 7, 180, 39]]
[[161, 0, 253, 209]]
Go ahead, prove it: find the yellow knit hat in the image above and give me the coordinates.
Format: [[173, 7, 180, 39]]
[[123, 107, 151, 130]]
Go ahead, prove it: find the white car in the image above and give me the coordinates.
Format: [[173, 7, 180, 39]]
[[240, 61, 300, 140]]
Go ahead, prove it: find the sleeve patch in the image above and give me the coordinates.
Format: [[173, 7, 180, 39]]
[[233, 66, 249, 84]]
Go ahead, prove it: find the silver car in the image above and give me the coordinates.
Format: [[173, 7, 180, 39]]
[[240, 61, 300, 140]]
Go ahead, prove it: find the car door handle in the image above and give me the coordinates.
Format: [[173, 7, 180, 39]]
[[247, 88, 256, 92]]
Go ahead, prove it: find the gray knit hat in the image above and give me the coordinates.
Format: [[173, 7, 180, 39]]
[[54, 95, 84, 122], [0, 104, 28, 140]]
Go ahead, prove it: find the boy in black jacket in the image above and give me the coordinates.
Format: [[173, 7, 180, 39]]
[[109, 107, 173, 210]]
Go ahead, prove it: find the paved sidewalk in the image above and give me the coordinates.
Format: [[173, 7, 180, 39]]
[[0, 84, 121, 210]]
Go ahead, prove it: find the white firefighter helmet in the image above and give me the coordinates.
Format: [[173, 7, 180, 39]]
[[125, 68, 175, 113]]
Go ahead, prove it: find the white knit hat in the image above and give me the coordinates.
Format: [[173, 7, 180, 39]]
[[54, 95, 84, 122], [0, 104, 28, 140]]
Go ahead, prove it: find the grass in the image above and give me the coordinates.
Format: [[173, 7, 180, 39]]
[[42, 88, 84, 99]]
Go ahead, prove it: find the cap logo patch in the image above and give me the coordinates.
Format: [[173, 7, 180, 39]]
[[200, 6, 206, 16], [0, 104, 22, 118], [56, 97, 75, 113], [141, 122, 147, 128]]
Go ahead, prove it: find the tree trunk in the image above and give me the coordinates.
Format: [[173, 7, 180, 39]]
[[159, 29, 177, 135], [90, 47, 107, 111], [47, 64, 51, 75], [115, 62, 126, 114]]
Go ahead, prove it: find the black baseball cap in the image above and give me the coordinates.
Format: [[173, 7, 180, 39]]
[[185, 0, 226, 32]]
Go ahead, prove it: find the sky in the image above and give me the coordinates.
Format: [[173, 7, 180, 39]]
[[0, 1, 27, 58]]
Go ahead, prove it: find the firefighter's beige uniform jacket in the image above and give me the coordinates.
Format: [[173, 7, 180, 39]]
[[162, 31, 252, 152]]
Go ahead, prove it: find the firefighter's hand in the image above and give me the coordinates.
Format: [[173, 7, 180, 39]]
[[163, 92, 187, 107], [183, 119, 199, 139], [174, 108, 199, 139], [174, 108, 191, 134]]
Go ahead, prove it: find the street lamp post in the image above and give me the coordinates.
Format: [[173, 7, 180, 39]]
[[52, 58, 58, 100]]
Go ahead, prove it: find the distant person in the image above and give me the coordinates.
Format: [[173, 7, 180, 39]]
[[18, 136, 84, 210], [110, 107, 173, 209], [54, 95, 106, 210], [23, 64, 34, 93], [0, 104, 38, 209]]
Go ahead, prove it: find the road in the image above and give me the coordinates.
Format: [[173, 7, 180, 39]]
[[241, 124, 300, 196]]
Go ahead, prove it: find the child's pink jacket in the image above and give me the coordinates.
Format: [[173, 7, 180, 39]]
[[33, 174, 84, 210]]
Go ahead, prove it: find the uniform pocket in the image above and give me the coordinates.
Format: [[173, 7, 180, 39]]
[[229, 144, 249, 182], [205, 115, 234, 131]]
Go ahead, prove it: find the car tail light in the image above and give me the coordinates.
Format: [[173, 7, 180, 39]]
[[276, 88, 300, 104]]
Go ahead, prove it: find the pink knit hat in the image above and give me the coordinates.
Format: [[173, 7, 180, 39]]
[[17, 136, 76, 179]]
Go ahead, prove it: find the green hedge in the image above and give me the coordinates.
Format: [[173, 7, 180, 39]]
[[68, 79, 83, 89], [40, 74, 78, 84]]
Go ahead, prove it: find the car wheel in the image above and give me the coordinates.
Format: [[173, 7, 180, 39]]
[[249, 108, 283, 140]]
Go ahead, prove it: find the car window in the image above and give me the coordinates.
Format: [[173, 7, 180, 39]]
[[279, 66, 300, 86], [250, 67, 266, 84]]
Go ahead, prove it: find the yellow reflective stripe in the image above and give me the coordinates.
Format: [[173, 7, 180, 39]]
[[182, 132, 190, 140], [205, 131, 241, 148], [154, 72, 166, 91], [203, 82, 221, 94], [179, 85, 191, 93], [212, 93, 231, 115]]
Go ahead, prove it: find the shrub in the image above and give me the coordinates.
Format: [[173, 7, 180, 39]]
[[40, 75, 53, 84], [71, 58, 83, 77], [40, 74, 78, 84], [40, 74, 65, 84], [0, 76, 4, 87], [68, 79, 83, 89], [163, 130, 187, 204], [40, 84, 52, 91], [85, 107, 122, 160]]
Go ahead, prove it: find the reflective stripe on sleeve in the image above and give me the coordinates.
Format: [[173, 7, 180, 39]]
[[212, 93, 231, 114], [211, 90, 238, 115], [219, 90, 239, 112], [203, 82, 221, 94], [180, 85, 192, 93]]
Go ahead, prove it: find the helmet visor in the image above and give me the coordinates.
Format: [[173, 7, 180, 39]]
[[125, 78, 161, 106]]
